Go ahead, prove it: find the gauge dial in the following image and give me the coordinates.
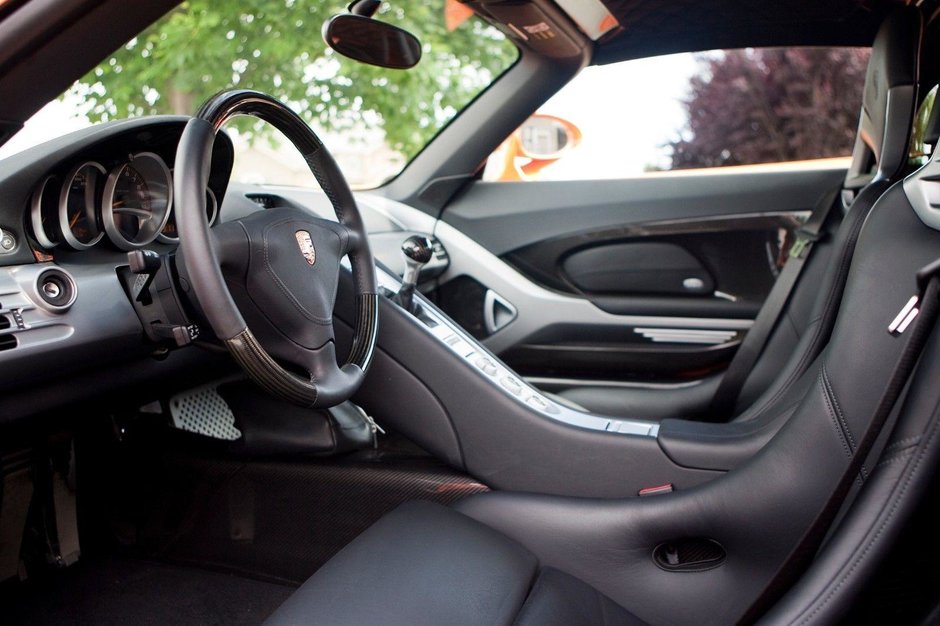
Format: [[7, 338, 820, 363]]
[[102, 152, 172, 250], [30, 175, 60, 249], [157, 172, 218, 244], [58, 161, 105, 250]]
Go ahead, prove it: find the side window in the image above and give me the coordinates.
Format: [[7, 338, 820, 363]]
[[910, 85, 938, 168], [482, 47, 871, 182]]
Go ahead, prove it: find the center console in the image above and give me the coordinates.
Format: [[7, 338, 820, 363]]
[[373, 262, 659, 439], [334, 248, 721, 499]]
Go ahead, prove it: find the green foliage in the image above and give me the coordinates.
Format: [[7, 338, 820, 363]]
[[910, 86, 937, 166], [669, 48, 870, 169], [67, 0, 517, 157]]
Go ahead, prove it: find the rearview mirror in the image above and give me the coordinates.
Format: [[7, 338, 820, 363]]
[[322, 13, 422, 70]]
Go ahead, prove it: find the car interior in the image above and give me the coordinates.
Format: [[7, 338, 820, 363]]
[[2, 0, 940, 624]]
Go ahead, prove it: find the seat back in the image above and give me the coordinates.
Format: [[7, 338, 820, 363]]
[[731, 6, 922, 418]]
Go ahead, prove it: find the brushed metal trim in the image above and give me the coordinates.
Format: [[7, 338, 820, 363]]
[[634, 327, 739, 345], [367, 262, 659, 438], [525, 376, 706, 391]]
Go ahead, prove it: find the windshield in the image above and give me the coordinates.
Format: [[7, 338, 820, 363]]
[[0, 0, 517, 188]]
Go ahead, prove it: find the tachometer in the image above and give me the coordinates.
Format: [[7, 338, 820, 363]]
[[58, 161, 106, 250], [101, 152, 172, 250], [30, 175, 61, 249]]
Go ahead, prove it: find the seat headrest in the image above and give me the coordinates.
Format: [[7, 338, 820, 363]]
[[847, 6, 921, 184]]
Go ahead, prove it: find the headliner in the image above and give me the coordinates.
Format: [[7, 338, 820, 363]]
[[593, 0, 901, 63]]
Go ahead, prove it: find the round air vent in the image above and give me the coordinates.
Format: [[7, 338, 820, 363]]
[[35, 268, 77, 311]]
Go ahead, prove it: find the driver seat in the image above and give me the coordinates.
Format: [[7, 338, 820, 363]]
[[264, 500, 642, 626]]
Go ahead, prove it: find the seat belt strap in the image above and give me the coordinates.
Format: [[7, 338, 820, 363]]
[[707, 186, 842, 420], [740, 262, 940, 624]]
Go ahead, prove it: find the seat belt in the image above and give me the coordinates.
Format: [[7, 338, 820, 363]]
[[707, 186, 842, 420], [740, 259, 940, 624]]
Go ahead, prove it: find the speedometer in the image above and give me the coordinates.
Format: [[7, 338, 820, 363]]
[[101, 152, 172, 250], [58, 161, 106, 250]]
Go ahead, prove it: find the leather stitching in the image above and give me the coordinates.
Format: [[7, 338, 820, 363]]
[[872, 448, 916, 470], [823, 363, 856, 451], [796, 399, 940, 625], [881, 435, 921, 454], [820, 368, 853, 458]]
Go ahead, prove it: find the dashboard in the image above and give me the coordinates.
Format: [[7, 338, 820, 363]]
[[0, 118, 235, 417], [0, 116, 425, 423], [15, 119, 230, 256], [0, 115, 659, 446]]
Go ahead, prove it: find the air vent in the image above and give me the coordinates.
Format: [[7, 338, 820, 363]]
[[35, 268, 76, 311], [245, 193, 278, 209], [0, 316, 16, 351]]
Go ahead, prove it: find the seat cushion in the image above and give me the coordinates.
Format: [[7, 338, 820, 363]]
[[515, 567, 646, 626], [263, 501, 642, 626]]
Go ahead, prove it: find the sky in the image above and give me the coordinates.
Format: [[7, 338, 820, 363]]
[[528, 53, 698, 179]]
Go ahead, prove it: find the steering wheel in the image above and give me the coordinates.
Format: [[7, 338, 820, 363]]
[[173, 90, 378, 408]]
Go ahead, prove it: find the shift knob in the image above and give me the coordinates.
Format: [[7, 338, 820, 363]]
[[402, 235, 433, 265], [397, 235, 433, 313]]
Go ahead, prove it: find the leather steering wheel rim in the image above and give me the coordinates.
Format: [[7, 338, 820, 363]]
[[174, 89, 378, 408]]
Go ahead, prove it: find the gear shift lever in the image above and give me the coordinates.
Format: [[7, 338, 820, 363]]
[[395, 235, 433, 313]]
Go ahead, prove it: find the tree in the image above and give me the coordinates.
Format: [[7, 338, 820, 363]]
[[668, 48, 870, 170], [66, 1, 516, 157]]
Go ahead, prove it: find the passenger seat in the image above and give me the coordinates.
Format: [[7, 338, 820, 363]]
[[555, 7, 922, 424]]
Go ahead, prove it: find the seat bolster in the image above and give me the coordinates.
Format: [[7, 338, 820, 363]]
[[514, 567, 647, 626], [263, 500, 538, 626], [555, 375, 720, 421]]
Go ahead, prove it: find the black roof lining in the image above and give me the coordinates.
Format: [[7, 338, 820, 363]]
[[593, 0, 901, 64]]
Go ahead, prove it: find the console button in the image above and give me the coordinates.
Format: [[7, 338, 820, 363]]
[[526, 395, 549, 411], [474, 355, 498, 376], [500, 376, 523, 396]]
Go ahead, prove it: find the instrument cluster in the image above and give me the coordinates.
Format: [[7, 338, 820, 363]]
[[29, 151, 217, 252]]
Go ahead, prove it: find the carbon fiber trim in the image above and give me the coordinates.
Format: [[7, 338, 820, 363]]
[[97, 443, 491, 585], [225, 329, 318, 407], [345, 293, 378, 370]]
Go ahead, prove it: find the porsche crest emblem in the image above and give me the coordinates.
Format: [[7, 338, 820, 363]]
[[295, 230, 316, 266]]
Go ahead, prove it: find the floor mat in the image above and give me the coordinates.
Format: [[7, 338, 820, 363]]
[[1, 558, 294, 626]]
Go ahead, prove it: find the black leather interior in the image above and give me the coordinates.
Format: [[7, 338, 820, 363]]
[[558, 374, 720, 421], [269, 179, 940, 623], [262, 501, 643, 626], [267, 20, 940, 623], [556, 6, 920, 424]]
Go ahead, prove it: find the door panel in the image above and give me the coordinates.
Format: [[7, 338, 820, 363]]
[[431, 167, 844, 382], [562, 242, 715, 295]]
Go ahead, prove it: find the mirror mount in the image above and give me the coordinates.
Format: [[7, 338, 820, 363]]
[[348, 0, 381, 17]]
